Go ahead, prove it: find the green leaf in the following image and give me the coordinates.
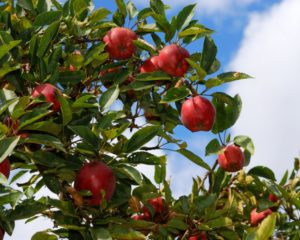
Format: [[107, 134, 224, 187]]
[[217, 71, 253, 82], [31, 151, 65, 168], [0, 136, 20, 163], [33, 11, 62, 26], [0, 98, 19, 116], [133, 39, 156, 54], [161, 86, 190, 103], [24, 134, 66, 152], [99, 85, 120, 110], [68, 125, 100, 150], [37, 21, 60, 58], [248, 166, 276, 181], [167, 218, 187, 230], [128, 152, 161, 165], [23, 121, 62, 136], [17, 0, 34, 12], [150, 0, 165, 16], [212, 93, 242, 133], [116, 0, 127, 17], [205, 138, 221, 156], [154, 156, 166, 184], [32, 231, 58, 240], [43, 174, 61, 194], [179, 26, 213, 38], [126, 1, 138, 20], [135, 71, 171, 81], [90, 228, 112, 240], [72, 0, 90, 16], [255, 213, 276, 240], [58, 70, 85, 84], [176, 4, 197, 30], [11, 96, 30, 119], [8, 200, 48, 220], [207, 217, 233, 228], [0, 40, 21, 60], [19, 107, 52, 129], [0, 65, 21, 78], [57, 95, 72, 126], [110, 226, 145, 240], [47, 198, 76, 216], [201, 37, 217, 72], [89, 8, 111, 23], [72, 94, 98, 108], [186, 58, 206, 80], [234, 135, 254, 155], [120, 165, 142, 184], [177, 148, 210, 170], [124, 126, 160, 153]]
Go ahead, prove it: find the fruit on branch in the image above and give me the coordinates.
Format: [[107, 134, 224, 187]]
[[218, 145, 245, 172], [0, 158, 10, 178], [189, 232, 207, 240], [0, 227, 4, 240], [31, 83, 60, 111], [131, 214, 148, 220], [69, 50, 81, 72], [158, 44, 190, 77], [140, 56, 160, 73], [74, 161, 116, 206], [142, 197, 165, 218], [268, 193, 278, 203], [103, 27, 137, 60], [250, 208, 272, 226], [181, 96, 215, 132]]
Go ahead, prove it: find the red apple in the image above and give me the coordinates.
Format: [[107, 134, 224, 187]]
[[218, 145, 245, 172], [0, 158, 10, 179], [131, 214, 148, 221], [140, 56, 160, 73], [181, 96, 215, 132], [0, 227, 4, 240], [250, 208, 272, 226], [103, 27, 137, 60], [158, 44, 189, 77], [268, 194, 278, 203], [74, 161, 116, 206], [142, 197, 165, 217], [31, 83, 60, 111], [189, 232, 207, 240]]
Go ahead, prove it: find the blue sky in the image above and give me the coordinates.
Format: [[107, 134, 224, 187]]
[[7, 0, 300, 239]]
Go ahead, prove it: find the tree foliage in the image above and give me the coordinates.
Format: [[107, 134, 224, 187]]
[[0, 0, 299, 239]]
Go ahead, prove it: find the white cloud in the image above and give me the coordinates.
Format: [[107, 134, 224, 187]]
[[227, 0, 300, 178], [132, 0, 258, 15]]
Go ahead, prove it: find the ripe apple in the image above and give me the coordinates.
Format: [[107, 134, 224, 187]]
[[74, 161, 116, 206], [142, 197, 165, 218], [218, 145, 245, 172], [31, 83, 60, 111], [268, 193, 278, 203], [140, 56, 160, 73], [250, 208, 272, 226], [158, 44, 189, 77], [131, 214, 148, 221], [181, 96, 215, 132], [0, 227, 4, 240], [103, 27, 137, 60], [189, 232, 207, 240], [0, 158, 10, 179]]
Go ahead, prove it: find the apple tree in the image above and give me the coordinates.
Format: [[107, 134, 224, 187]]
[[0, 0, 299, 239]]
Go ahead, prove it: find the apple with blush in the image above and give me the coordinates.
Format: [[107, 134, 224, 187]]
[[218, 145, 245, 172], [74, 161, 116, 206], [0, 158, 10, 179], [103, 27, 137, 60], [140, 56, 160, 73], [158, 44, 189, 77], [189, 232, 207, 240], [69, 50, 81, 72], [181, 96, 215, 132], [31, 83, 60, 111]]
